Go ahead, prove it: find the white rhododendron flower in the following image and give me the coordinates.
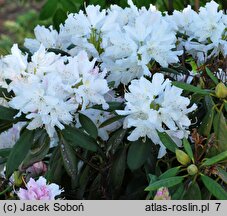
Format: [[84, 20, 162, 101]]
[[1, 45, 109, 137], [117, 73, 197, 158], [171, 1, 227, 63]]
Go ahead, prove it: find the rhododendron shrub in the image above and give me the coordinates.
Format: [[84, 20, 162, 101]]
[[0, 0, 226, 200]]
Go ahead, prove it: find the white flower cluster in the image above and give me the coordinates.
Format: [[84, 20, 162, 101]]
[[24, 0, 227, 87], [1, 0, 222, 158], [117, 73, 197, 158], [24, 0, 182, 87], [170, 1, 227, 63], [0, 45, 109, 137]]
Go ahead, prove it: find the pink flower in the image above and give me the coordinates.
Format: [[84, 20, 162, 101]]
[[154, 187, 171, 200], [17, 176, 62, 200]]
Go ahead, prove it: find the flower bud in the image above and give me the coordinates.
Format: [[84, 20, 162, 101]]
[[13, 171, 23, 187], [154, 187, 171, 200], [215, 83, 227, 99], [176, 149, 191, 165], [26, 161, 47, 177], [187, 164, 198, 176]]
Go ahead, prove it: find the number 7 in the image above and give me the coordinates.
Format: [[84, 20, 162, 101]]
[[215, 203, 221, 211]]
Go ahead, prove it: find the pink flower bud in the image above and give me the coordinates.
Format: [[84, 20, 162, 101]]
[[154, 187, 171, 200], [26, 161, 47, 176]]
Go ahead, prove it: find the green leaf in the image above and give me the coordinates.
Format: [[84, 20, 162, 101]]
[[183, 181, 201, 200], [199, 108, 214, 137], [53, 8, 67, 31], [90, 0, 106, 8], [0, 105, 19, 121], [216, 167, 227, 184], [0, 87, 14, 100], [202, 151, 227, 166], [201, 175, 227, 200], [39, 0, 58, 20], [199, 95, 215, 137], [107, 129, 127, 155], [46, 147, 63, 184], [60, 135, 78, 181], [109, 148, 126, 188], [6, 129, 35, 178], [62, 125, 98, 152], [172, 81, 210, 95], [172, 183, 184, 200], [0, 148, 11, 158], [183, 138, 194, 163], [145, 176, 184, 191], [92, 102, 125, 112], [76, 165, 90, 199], [99, 115, 125, 128], [47, 48, 70, 56], [22, 131, 50, 168], [127, 139, 152, 170], [213, 112, 227, 152], [159, 166, 181, 180], [60, 0, 78, 13], [206, 67, 219, 85], [79, 113, 98, 139], [0, 120, 13, 133], [157, 131, 178, 153]]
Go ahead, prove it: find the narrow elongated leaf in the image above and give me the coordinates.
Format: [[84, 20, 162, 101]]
[[172, 81, 210, 95], [62, 125, 98, 152], [159, 166, 181, 180], [0, 148, 11, 157], [47, 147, 63, 184], [110, 148, 126, 188], [6, 129, 35, 178], [99, 115, 124, 128], [76, 165, 90, 199], [60, 136, 78, 181], [213, 112, 227, 152], [127, 139, 152, 170], [183, 138, 194, 163], [107, 129, 127, 155], [199, 108, 214, 136], [145, 176, 184, 191], [202, 151, 227, 166], [157, 131, 178, 153], [92, 102, 125, 112], [183, 181, 201, 200], [79, 113, 98, 139], [22, 131, 50, 168], [216, 167, 227, 184], [39, 0, 58, 20], [47, 48, 70, 56], [0, 105, 18, 121], [201, 175, 227, 200], [206, 68, 219, 85]]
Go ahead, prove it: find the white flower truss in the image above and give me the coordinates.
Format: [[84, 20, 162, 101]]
[[1, 45, 109, 137], [171, 1, 227, 63], [116, 73, 197, 158]]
